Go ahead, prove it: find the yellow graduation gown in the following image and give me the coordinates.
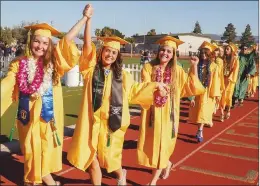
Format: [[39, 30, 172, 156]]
[[137, 63, 205, 169], [220, 57, 239, 109], [0, 38, 80, 184], [189, 62, 221, 125], [67, 43, 158, 173], [215, 57, 225, 94]]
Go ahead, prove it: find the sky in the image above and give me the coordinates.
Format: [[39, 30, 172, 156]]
[[1, 1, 259, 37]]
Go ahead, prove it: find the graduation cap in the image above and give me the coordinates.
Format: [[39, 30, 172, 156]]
[[199, 41, 214, 52], [155, 36, 184, 50], [97, 36, 129, 51]]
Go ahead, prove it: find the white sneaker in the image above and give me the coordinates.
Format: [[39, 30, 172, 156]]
[[117, 169, 127, 185]]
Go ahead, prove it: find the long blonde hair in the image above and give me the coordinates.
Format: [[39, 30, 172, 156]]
[[223, 45, 236, 69], [30, 35, 59, 85], [152, 46, 177, 94]]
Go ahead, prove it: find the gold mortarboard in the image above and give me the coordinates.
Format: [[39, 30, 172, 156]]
[[24, 23, 61, 38], [155, 36, 184, 50], [211, 43, 219, 51], [199, 41, 214, 52], [98, 36, 129, 51], [227, 42, 238, 53]]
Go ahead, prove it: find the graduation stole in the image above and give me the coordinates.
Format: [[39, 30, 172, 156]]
[[198, 60, 211, 88], [92, 65, 123, 132], [17, 86, 61, 146], [150, 65, 175, 138]]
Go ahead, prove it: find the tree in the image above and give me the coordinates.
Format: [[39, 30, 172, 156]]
[[101, 27, 113, 37], [125, 37, 135, 44], [77, 33, 84, 40], [240, 24, 255, 46], [132, 33, 139, 37], [95, 28, 101, 37], [113, 29, 125, 38], [221, 23, 237, 43], [147, 29, 156, 35], [193, 21, 202, 34], [12, 26, 27, 44], [0, 27, 14, 45], [99, 27, 125, 38]]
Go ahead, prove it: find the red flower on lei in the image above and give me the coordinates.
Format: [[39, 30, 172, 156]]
[[17, 57, 44, 94], [154, 66, 171, 107]]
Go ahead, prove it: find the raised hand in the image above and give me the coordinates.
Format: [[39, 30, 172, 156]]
[[83, 4, 94, 18], [190, 100, 195, 107], [190, 56, 199, 66], [156, 82, 169, 97]]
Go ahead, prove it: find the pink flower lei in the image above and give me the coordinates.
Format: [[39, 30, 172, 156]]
[[17, 57, 44, 94], [154, 66, 171, 107]]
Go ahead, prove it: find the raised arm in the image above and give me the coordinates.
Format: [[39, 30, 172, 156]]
[[64, 4, 92, 45], [83, 4, 93, 57], [1, 60, 19, 116], [79, 4, 97, 76], [54, 4, 93, 76]]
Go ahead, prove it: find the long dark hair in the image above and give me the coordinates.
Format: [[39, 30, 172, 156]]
[[95, 46, 123, 79], [150, 46, 175, 69], [198, 48, 211, 87]]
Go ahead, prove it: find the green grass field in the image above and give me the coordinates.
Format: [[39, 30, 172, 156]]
[[0, 57, 189, 143]]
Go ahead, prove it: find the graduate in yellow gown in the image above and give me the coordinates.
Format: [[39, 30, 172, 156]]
[[67, 4, 168, 186], [0, 11, 89, 185], [188, 41, 221, 142], [137, 36, 205, 185], [219, 45, 225, 60], [219, 43, 239, 121], [211, 43, 225, 114]]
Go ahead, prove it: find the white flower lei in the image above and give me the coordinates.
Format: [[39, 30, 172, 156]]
[[27, 57, 53, 96], [27, 57, 37, 83]]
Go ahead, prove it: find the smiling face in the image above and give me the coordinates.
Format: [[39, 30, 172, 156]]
[[101, 46, 119, 67], [30, 35, 50, 58], [158, 45, 174, 65]]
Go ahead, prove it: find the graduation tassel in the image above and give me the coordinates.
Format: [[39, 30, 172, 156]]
[[172, 128, 175, 138], [107, 133, 111, 147], [9, 110, 18, 142], [9, 127, 15, 142], [55, 132, 61, 146], [25, 29, 32, 57], [50, 119, 61, 146]]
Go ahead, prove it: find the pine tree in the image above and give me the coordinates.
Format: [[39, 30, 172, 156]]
[[193, 21, 202, 34], [221, 23, 237, 43], [240, 24, 255, 46]]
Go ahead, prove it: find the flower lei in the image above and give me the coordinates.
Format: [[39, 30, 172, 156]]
[[198, 60, 211, 88], [37, 63, 53, 96], [17, 57, 44, 94], [154, 66, 171, 107], [17, 57, 53, 96]]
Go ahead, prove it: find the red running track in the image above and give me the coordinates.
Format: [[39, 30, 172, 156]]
[[0, 93, 259, 185]]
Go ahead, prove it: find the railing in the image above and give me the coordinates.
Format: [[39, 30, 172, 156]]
[[0, 56, 15, 78], [0, 57, 144, 83], [123, 64, 143, 82]]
